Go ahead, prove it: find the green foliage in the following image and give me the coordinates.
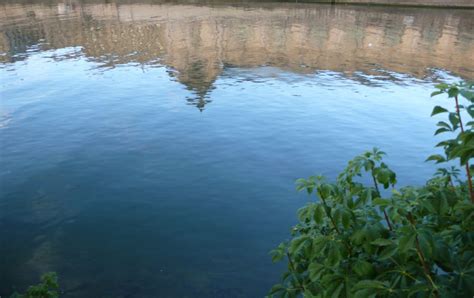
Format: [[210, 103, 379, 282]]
[[429, 81, 474, 166], [269, 82, 474, 298], [10, 273, 59, 298]]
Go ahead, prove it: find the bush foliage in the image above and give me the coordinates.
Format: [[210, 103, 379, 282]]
[[10, 273, 59, 298], [269, 82, 474, 297]]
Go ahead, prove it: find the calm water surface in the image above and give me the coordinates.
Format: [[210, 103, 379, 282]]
[[1, 1, 473, 296]]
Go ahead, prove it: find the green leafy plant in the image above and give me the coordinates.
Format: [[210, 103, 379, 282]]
[[428, 81, 474, 202], [10, 273, 59, 298], [269, 82, 474, 297]]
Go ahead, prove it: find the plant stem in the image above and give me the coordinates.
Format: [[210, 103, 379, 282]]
[[407, 213, 439, 297], [319, 195, 341, 235], [319, 193, 353, 255], [372, 174, 393, 231], [454, 95, 474, 203], [286, 253, 305, 292]]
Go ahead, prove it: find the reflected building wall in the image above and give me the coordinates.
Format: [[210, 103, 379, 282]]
[[1, 1, 473, 91]]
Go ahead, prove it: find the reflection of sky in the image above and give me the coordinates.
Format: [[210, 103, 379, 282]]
[[1, 48, 458, 186], [0, 41, 466, 298]]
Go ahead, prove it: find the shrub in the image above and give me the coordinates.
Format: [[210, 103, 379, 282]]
[[269, 82, 474, 297], [10, 273, 59, 298]]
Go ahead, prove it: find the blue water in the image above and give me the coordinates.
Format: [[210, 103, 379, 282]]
[[1, 1, 473, 297]]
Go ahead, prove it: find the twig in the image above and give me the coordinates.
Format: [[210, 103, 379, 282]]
[[286, 253, 305, 292], [407, 213, 439, 297], [372, 174, 393, 231], [454, 95, 474, 203]]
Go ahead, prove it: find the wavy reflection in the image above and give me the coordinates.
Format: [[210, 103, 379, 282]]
[[1, 0, 473, 109]]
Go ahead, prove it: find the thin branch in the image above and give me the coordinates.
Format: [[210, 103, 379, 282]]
[[372, 174, 393, 231], [407, 213, 439, 297], [454, 94, 474, 203], [286, 253, 305, 292], [320, 195, 341, 235], [319, 193, 353, 255]]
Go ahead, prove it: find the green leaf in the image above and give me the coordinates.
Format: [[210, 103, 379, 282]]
[[466, 105, 474, 118], [459, 147, 474, 165], [418, 230, 433, 259], [431, 106, 448, 116], [371, 238, 393, 246], [378, 244, 397, 260], [318, 183, 332, 199], [434, 127, 450, 135], [304, 289, 318, 298], [373, 198, 390, 207], [354, 260, 374, 277], [313, 205, 324, 224], [354, 280, 387, 290], [431, 90, 443, 97], [461, 90, 474, 101], [289, 236, 310, 255], [449, 112, 460, 128], [436, 121, 452, 130], [448, 87, 459, 98], [354, 288, 377, 298], [326, 243, 342, 266], [426, 154, 446, 164], [434, 83, 449, 90], [399, 232, 416, 253], [374, 166, 396, 189], [331, 282, 344, 298], [341, 210, 351, 229], [308, 263, 325, 281], [407, 283, 430, 296], [270, 243, 287, 263], [269, 284, 285, 295]]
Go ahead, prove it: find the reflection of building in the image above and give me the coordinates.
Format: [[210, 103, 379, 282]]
[[1, 1, 474, 107]]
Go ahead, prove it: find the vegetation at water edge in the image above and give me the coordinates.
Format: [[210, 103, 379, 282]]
[[269, 81, 474, 297]]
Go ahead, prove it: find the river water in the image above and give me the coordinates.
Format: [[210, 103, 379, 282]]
[[0, 1, 473, 297]]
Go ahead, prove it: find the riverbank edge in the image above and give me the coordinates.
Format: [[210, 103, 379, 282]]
[[297, 0, 474, 9]]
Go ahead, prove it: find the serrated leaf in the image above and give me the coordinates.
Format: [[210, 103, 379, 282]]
[[379, 244, 397, 260], [431, 106, 448, 116]]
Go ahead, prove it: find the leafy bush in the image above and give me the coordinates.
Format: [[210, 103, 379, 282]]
[[269, 82, 474, 297], [10, 273, 59, 298]]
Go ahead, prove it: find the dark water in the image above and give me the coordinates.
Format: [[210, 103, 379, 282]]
[[1, 1, 473, 296]]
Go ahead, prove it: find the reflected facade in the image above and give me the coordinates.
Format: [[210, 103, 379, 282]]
[[1, 1, 473, 109]]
